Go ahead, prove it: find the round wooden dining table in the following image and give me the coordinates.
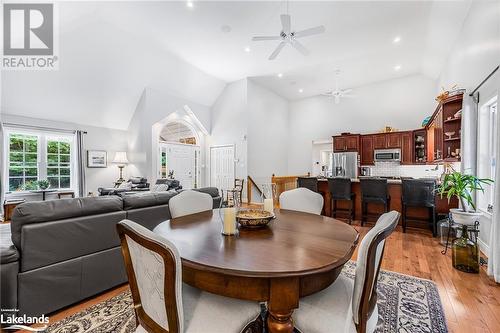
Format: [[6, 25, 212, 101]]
[[154, 209, 359, 333]]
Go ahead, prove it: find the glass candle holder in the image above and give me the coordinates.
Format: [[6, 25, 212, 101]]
[[220, 193, 240, 236], [261, 183, 277, 214]]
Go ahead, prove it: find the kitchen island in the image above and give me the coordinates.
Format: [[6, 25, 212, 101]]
[[317, 178, 458, 227]]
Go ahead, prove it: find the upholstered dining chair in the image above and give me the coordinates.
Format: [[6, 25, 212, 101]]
[[279, 187, 324, 215], [117, 219, 261, 333], [168, 190, 213, 218], [293, 210, 400, 333]]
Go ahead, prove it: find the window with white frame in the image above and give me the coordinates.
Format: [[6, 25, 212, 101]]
[[4, 128, 76, 193], [477, 95, 497, 213]]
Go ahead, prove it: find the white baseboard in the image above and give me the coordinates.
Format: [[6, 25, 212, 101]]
[[478, 237, 490, 257]]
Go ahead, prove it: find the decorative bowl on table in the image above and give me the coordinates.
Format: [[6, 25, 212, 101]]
[[236, 209, 274, 228], [445, 131, 455, 139]]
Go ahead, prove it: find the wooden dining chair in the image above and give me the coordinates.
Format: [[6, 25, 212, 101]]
[[279, 187, 324, 215], [293, 211, 400, 333], [117, 219, 261, 333], [168, 190, 213, 218]]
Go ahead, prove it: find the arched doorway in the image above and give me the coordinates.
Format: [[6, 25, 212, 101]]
[[157, 120, 201, 189]]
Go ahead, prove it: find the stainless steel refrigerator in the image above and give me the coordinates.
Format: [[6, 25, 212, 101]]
[[332, 152, 359, 179]]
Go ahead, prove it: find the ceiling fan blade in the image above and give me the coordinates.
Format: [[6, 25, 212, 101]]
[[342, 94, 357, 98], [252, 36, 282, 41], [269, 42, 286, 60], [291, 40, 309, 56], [341, 89, 353, 94], [294, 25, 325, 38], [280, 14, 291, 35], [335, 96, 340, 104]]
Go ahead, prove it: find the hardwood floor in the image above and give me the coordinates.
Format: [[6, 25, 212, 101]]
[[20, 221, 500, 333]]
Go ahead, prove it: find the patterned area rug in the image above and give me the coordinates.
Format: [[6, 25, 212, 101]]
[[45, 261, 447, 333]]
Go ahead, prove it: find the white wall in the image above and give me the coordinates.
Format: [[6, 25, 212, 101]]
[[438, 1, 500, 93], [127, 88, 213, 186], [247, 79, 289, 184], [287, 74, 437, 174], [437, 0, 500, 252], [1, 114, 128, 198], [208, 79, 248, 192]]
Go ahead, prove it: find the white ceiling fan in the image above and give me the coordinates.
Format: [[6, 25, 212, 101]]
[[251, 2, 325, 60], [322, 70, 356, 104]]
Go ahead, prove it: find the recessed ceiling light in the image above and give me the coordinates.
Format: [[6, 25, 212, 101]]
[[277, 73, 283, 78], [244, 46, 251, 53], [221, 25, 231, 33], [298, 88, 304, 93], [186, 1, 194, 8], [393, 36, 401, 44], [394, 65, 402, 71]]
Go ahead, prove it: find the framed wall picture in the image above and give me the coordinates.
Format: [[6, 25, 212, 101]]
[[87, 150, 107, 168]]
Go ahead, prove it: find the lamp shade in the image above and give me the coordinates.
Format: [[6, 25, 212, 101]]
[[112, 152, 129, 165]]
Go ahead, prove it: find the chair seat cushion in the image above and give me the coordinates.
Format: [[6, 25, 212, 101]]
[[294, 275, 378, 333], [135, 284, 259, 333]]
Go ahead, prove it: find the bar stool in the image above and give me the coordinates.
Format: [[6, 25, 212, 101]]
[[360, 178, 390, 226], [401, 179, 437, 236], [297, 177, 319, 192], [328, 178, 355, 224]]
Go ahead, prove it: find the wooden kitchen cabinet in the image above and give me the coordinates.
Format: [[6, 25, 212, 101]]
[[426, 94, 463, 163], [387, 133, 402, 148], [373, 132, 401, 149], [360, 135, 374, 165], [372, 134, 386, 149], [333, 134, 360, 152], [401, 131, 413, 164], [333, 136, 346, 152]]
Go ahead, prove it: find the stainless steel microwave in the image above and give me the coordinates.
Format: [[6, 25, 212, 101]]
[[374, 149, 401, 162]]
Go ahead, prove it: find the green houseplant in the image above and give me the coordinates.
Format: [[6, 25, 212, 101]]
[[37, 179, 51, 190], [438, 169, 493, 225]]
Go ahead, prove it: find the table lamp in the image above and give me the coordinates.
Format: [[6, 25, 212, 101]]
[[112, 152, 129, 183]]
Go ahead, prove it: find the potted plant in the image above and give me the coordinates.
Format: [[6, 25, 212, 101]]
[[37, 179, 50, 190], [438, 169, 493, 225]]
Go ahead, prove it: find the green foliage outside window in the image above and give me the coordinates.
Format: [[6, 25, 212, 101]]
[[7, 134, 72, 192], [8, 134, 39, 191]]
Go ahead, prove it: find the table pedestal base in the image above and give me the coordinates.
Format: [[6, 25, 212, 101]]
[[241, 310, 303, 333]]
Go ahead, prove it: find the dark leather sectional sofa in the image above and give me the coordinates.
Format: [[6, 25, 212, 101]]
[[0, 187, 221, 318]]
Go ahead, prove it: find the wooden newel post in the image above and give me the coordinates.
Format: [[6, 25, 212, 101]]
[[247, 176, 251, 204]]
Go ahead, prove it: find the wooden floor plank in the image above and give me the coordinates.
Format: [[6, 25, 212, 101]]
[[19, 220, 500, 333]]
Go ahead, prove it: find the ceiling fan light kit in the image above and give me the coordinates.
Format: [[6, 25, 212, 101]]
[[252, 13, 325, 60], [322, 70, 356, 104]]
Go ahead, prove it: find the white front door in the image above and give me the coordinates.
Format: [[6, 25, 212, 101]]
[[210, 145, 235, 192], [159, 143, 199, 189]]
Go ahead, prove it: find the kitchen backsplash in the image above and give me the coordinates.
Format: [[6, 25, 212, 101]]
[[364, 161, 461, 179]]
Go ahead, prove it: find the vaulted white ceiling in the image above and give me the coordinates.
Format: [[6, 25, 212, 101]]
[[1, 1, 471, 128]]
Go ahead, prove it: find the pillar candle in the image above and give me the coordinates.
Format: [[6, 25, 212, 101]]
[[263, 198, 274, 214], [223, 207, 236, 235]]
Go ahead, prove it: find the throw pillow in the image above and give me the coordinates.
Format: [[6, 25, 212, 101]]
[[118, 181, 132, 190], [151, 184, 168, 192]]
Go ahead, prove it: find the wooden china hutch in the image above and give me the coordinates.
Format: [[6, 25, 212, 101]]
[[333, 93, 463, 165]]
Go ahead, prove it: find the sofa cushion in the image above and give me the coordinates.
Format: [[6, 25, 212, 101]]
[[192, 187, 219, 198], [0, 224, 19, 264], [123, 191, 178, 210], [11, 196, 123, 249], [20, 211, 127, 272]]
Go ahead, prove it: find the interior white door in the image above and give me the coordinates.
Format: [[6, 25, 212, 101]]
[[210, 145, 235, 192], [165, 143, 198, 189]]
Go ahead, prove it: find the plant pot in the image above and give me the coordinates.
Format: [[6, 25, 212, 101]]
[[450, 208, 482, 226]]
